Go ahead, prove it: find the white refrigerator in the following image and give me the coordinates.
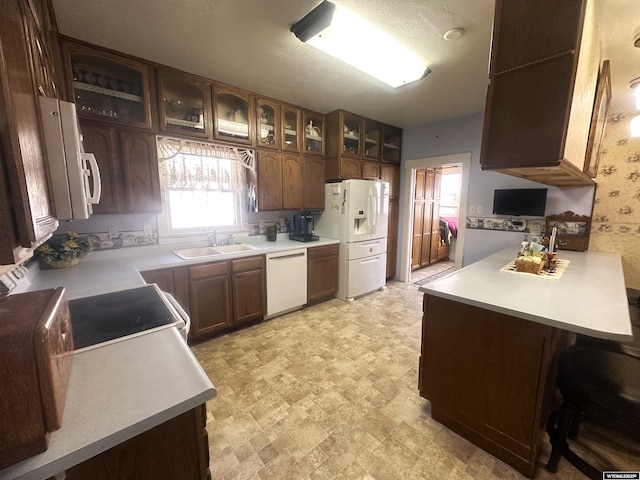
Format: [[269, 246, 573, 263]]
[[314, 179, 389, 301]]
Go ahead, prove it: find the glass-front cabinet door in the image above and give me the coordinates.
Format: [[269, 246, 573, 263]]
[[282, 105, 301, 152], [302, 110, 324, 156], [342, 112, 362, 157], [255, 97, 279, 149], [382, 125, 402, 164], [213, 86, 253, 145], [364, 120, 381, 161], [157, 69, 212, 138], [63, 41, 153, 129]]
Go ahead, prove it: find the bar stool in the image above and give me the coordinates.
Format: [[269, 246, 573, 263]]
[[546, 346, 640, 479]]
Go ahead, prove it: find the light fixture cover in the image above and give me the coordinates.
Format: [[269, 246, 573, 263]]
[[290, 1, 336, 42], [291, 1, 429, 88], [631, 115, 640, 137]]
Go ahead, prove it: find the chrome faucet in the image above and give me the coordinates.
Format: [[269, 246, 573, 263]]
[[207, 230, 217, 247], [227, 233, 235, 245]]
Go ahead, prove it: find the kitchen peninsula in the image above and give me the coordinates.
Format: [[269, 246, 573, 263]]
[[418, 248, 632, 478]]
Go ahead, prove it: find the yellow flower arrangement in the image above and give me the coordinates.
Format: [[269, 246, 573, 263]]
[[35, 231, 92, 268]]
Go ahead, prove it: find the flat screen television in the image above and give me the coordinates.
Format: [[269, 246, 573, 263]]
[[492, 188, 548, 217]]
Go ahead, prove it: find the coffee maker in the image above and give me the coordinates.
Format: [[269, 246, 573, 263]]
[[290, 212, 319, 242]]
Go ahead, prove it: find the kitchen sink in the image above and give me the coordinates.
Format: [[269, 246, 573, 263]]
[[213, 244, 260, 253], [173, 247, 222, 259], [173, 243, 260, 259]]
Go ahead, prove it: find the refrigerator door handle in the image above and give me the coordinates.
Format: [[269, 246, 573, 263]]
[[369, 183, 378, 234]]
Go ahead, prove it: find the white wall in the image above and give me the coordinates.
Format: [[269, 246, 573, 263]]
[[399, 112, 596, 270]]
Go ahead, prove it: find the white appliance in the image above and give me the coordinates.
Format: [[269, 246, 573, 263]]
[[266, 248, 308, 318], [39, 96, 101, 219], [315, 179, 389, 301]]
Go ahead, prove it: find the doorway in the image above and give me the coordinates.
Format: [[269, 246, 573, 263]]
[[410, 166, 460, 281], [398, 152, 471, 283]]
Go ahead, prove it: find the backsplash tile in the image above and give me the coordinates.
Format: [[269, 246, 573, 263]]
[[84, 230, 158, 250]]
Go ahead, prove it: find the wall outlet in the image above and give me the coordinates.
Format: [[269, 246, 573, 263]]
[[477, 205, 483, 214], [469, 205, 476, 214], [108, 226, 118, 239], [143, 224, 152, 236]]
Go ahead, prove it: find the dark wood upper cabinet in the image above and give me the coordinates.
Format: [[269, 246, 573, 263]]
[[61, 40, 154, 129], [119, 131, 162, 213], [0, 0, 60, 264], [157, 68, 212, 139], [490, 0, 585, 76], [81, 124, 161, 214], [281, 104, 302, 153], [213, 85, 254, 145], [480, 0, 598, 186], [303, 156, 325, 210], [364, 119, 382, 161], [281, 154, 303, 211], [80, 124, 123, 214], [255, 97, 280, 150], [257, 150, 282, 211], [302, 110, 325, 156], [382, 125, 402, 164]]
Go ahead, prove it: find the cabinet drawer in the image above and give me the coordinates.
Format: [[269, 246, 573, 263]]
[[232, 255, 264, 273], [556, 236, 587, 252], [189, 261, 228, 280], [307, 244, 339, 260]]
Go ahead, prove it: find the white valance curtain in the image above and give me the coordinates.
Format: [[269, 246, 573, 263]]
[[156, 136, 255, 192]]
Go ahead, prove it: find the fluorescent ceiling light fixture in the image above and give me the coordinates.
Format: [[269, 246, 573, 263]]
[[630, 78, 640, 110], [291, 1, 430, 88], [631, 115, 640, 137]]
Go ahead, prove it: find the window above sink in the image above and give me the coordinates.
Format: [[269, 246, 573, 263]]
[[155, 136, 257, 241]]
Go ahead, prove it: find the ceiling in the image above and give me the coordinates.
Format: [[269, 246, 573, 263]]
[[51, 0, 639, 130]]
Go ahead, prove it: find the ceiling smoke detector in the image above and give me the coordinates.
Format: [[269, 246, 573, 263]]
[[443, 28, 465, 40], [635, 33, 640, 48]]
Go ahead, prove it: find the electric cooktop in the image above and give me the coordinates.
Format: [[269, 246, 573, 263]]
[[68, 285, 177, 350]]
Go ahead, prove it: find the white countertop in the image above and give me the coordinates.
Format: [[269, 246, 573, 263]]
[[419, 248, 633, 341], [0, 328, 216, 480], [28, 234, 340, 299], [1, 235, 340, 479]]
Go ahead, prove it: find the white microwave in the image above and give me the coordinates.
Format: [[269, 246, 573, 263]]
[[39, 96, 101, 220]]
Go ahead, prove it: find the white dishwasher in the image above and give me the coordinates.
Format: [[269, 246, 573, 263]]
[[266, 248, 307, 318]]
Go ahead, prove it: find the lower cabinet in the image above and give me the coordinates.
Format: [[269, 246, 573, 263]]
[[231, 256, 266, 325], [307, 244, 339, 304], [188, 255, 265, 342], [64, 404, 210, 480], [419, 294, 571, 477], [188, 261, 233, 339]]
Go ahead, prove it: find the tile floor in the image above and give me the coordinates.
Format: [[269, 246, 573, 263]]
[[192, 274, 640, 480]]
